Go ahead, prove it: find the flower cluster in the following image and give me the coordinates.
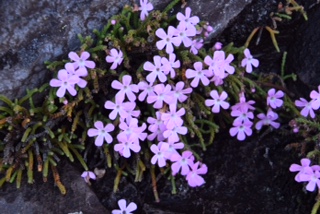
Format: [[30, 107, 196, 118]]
[[290, 158, 320, 192]]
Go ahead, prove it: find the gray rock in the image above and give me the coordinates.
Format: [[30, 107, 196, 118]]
[[0, 0, 251, 100], [0, 162, 108, 214]]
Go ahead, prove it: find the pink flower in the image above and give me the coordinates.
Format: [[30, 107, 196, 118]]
[[173, 22, 196, 48], [164, 141, 184, 160], [143, 56, 168, 83], [186, 61, 211, 87], [114, 134, 141, 158], [310, 86, 320, 110], [241, 48, 259, 73], [81, 171, 96, 184], [161, 53, 181, 79], [147, 111, 167, 141], [117, 118, 147, 145], [186, 162, 207, 187], [163, 125, 188, 143], [231, 110, 254, 124], [204, 50, 234, 78], [139, 0, 153, 21], [68, 51, 95, 74], [151, 143, 169, 167], [87, 121, 115, 146], [138, 81, 155, 102], [161, 104, 185, 130], [255, 109, 280, 130], [299, 170, 320, 192], [231, 92, 255, 113], [156, 27, 181, 54], [124, 102, 141, 121], [49, 70, 80, 98], [295, 98, 315, 118], [171, 151, 195, 176], [190, 38, 203, 55], [59, 62, 88, 88], [112, 199, 137, 214], [214, 42, 222, 50], [106, 48, 123, 69], [147, 84, 174, 109], [229, 120, 253, 141], [205, 90, 230, 113], [267, 88, 284, 109], [289, 158, 313, 182], [172, 81, 192, 103], [112, 75, 139, 102], [104, 98, 130, 120], [176, 7, 199, 32]]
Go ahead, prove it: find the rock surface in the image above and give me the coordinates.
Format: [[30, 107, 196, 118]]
[[0, 0, 266, 213], [0, 0, 251, 101]]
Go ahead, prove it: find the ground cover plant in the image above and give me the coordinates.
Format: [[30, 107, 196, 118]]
[[0, 0, 319, 213]]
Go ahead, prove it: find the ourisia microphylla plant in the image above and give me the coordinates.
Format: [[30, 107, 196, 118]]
[[0, 0, 309, 208]]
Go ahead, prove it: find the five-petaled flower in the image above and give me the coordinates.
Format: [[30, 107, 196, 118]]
[[295, 98, 316, 118], [241, 48, 259, 73], [112, 75, 139, 102], [156, 27, 181, 54], [186, 61, 211, 87], [87, 121, 115, 146], [267, 88, 284, 109], [112, 199, 137, 214], [49, 70, 80, 98], [68, 51, 96, 75], [205, 90, 230, 113], [106, 48, 124, 70], [186, 161, 207, 187], [139, 0, 153, 21]]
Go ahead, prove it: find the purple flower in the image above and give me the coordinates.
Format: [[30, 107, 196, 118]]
[[139, 0, 153, 21], [241, 48, 259, 73], [214, 42, 222, 50], [300, 170, 320, 192], [104, 98, 130, 120], [267, 88, 284, 109], [106, 48, 123, 70], [49, 70, 80, 98], [295, 98, 315, 118], [112, 199, 137, 214], [151, 143, 169, 167], [163, 124, 188, 143], [255, 109, 280, 130], [114, 134, 141, 158], [186, 162, 207, 187], [87, 121, 115, 146], [147, 111, 167, 141], [112, 75, 139, 102], [204, 51, 234, 78], [143, 55, 168, 83], [161, 53, 181, 79], [161, 104, 185, 130], [59, 63, 87, 88], [186, 62, 211, 87], [155, 26, 181, 54], [310, 86, 320, 110], [117, 118, 147, 145], [124, 102, 141, 121], [172, 81, 192, 103], [164, 141, 184, 160], [231, 110, 254, 124], [68, 51, 95, 74], [205, 90, 230, 113], [289, 158, 313, 182], [147, 84, 174, 109], [190, 38, 203, 55], [171, 150, 195, 176], [138, 81, 155, 102], [229, 120, 253, 141], [176, 7, 199, 32], [173, 22, 196, 48], [231, 92, 255, 113], [81, 171, 96, 184]]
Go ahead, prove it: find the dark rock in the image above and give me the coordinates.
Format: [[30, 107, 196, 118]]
[[287, 3, 320, 87], [0, 0, 251, 101], [0, 162, 108, 214]]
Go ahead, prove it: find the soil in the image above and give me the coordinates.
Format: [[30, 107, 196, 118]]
[[90, 0, 320, 213]]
